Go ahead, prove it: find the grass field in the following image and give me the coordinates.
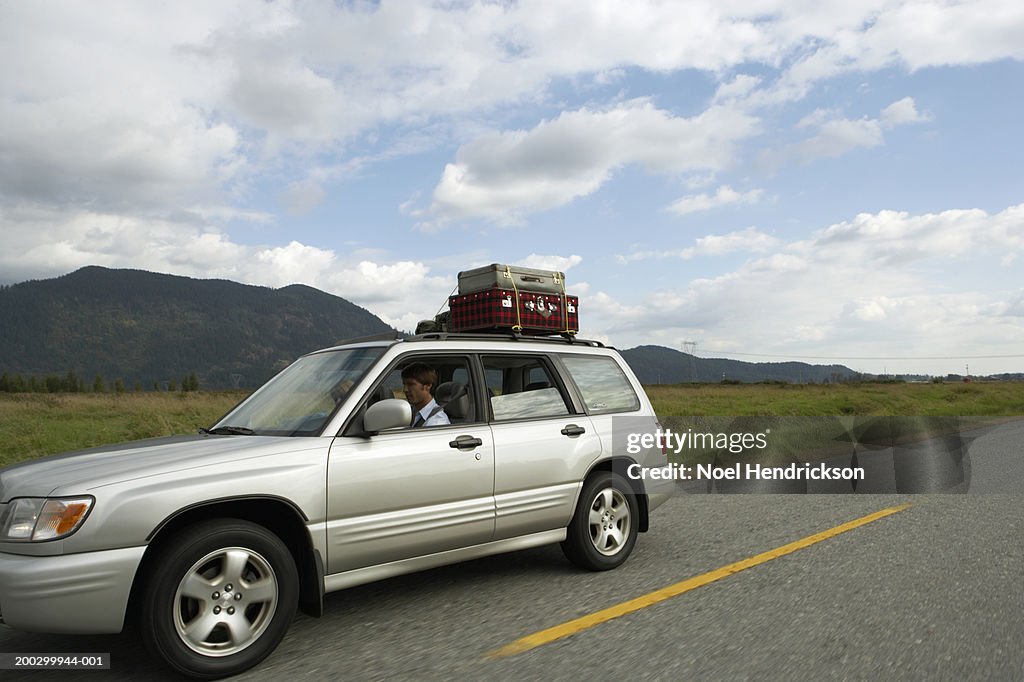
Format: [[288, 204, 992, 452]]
[[0, 392, 245, 467], [0, 381, 1021, 467], [645, 381, 1024, 417]]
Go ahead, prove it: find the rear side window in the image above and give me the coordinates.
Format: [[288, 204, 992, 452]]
[[481, 355, 571, 421], [561, 355, 640, 414]]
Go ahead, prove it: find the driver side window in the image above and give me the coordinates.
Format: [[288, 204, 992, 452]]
[[366, 355, 477, 427]]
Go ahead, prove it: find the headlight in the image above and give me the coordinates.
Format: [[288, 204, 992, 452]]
[[0, 497, 94, 541]]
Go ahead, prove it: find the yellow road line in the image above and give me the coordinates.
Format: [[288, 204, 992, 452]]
[[487, 503, 911, 659]]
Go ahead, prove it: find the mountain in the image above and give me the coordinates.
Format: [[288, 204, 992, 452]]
[[1, 267, 859, 389], [0, 267, 394, 388], [620, 345, 857, 384]]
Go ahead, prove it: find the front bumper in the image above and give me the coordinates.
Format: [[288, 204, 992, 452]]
[[0, 546, 146, 634]]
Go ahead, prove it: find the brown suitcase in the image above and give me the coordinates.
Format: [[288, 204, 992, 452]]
[[457, 264, 566, 295]]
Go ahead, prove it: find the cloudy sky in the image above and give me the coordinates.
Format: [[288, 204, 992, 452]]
[[2, 0, 1022, 375]]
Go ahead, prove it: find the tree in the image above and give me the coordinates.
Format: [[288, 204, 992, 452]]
[[64, 370, 80, 392], [114, 378, 126, 394], [93, 374, 105, 393], [182, 372, 200, 392], [168, 378, 177, 392]]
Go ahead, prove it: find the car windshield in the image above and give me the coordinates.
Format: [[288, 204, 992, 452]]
[[211, 346, 385, 436]]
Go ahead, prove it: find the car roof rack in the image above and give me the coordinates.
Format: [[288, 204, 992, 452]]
[[406, 331, 606, 347]]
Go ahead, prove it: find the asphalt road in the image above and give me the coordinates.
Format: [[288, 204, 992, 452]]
[[3, 420, 1023, 680]]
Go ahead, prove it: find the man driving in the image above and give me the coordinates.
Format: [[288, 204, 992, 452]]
[[401, 363, 450, 427]]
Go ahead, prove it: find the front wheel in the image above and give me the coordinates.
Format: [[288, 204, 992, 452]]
[[561, 472, 638, 571], [139, 519, 298, 679]]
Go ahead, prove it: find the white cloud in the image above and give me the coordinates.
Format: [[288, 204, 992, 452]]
[[667, 185, 764, 215], [1006, 291, 1024, 317], [589, 203, 1024, 373], [425, 99, 759, 225], [618, 227, 779, 263], [0, 202, 456, 332], [712, 74, 764, 105], [860, 1, 1024, 71], [744, 1, 1024, 108], [880, 97, 932, 128], [795, 118, 884, 162], [518, 254, 584, 272], [808, 205, 1024, 263], [697, 228, 779, 255], [254, 242, 336, 287], [2, 0, 1023, 374], [851, 296, 895, 321], [780, 97, 932, 165], [1, 1, 1021, 231]]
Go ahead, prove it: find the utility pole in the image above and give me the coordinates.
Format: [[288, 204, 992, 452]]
[[682, 340, 697, 382]]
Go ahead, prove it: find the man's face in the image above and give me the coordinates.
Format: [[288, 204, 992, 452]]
[[403, 377, 432, 410]]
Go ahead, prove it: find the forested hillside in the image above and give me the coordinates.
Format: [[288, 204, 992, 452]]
[[0, 267, 394, 389]]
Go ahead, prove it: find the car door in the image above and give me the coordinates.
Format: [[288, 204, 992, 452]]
[[325, 354, 495, 574], [556, 353, 644, 458], [482, 353, 602, 541]]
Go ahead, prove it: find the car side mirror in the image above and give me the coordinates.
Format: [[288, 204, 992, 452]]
[[362, 399, 413, 434]]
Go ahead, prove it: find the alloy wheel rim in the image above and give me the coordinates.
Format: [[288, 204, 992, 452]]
[[588, 487, 631, 556], [172, 546, 279, 657]]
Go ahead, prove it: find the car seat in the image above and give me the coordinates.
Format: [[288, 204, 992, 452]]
[[435, 381, 471, 422]]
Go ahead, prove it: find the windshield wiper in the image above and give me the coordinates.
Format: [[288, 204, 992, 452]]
[[200, 426, 257, 436]]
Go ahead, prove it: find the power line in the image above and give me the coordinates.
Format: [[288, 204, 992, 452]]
[[681, 340, 697, 382], [697, 350, 1024, 361]]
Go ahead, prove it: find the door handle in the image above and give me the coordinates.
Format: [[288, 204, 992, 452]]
[[449, 435, 483, 450], [560, 424, 586, 437]]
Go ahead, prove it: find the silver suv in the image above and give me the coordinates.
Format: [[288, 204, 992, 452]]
[[0, 332, 671, 678]]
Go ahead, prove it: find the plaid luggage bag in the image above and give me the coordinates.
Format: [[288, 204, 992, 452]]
[[448, 288, 579, 335]]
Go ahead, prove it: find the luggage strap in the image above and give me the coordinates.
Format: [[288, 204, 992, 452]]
[[558, 272, 571, 336], [504, 265, 523, 332], [503, 265, 573, 335]]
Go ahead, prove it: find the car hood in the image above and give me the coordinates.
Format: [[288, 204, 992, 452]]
[[0, 435, 326, 500]]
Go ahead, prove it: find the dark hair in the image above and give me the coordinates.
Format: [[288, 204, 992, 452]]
[[401, 363, 438, 394]]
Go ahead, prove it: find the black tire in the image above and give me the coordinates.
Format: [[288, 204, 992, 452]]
[[139, 519, 299, 679], [561, 471, 638, 571]]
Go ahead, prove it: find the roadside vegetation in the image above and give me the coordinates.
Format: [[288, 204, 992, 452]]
[[646, 381, 1024, 417], [0, 392, 245, 467], [0, 382, 1021, 467]]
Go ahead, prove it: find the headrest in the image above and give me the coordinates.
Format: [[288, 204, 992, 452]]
[[435, 381, 470, 420]]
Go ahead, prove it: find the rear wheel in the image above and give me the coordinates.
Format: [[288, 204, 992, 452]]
[[561, 472, 638, 571], [139, 519, 298, 679]]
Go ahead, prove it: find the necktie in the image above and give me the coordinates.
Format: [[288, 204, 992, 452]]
[[412, 414, 424, 428]]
